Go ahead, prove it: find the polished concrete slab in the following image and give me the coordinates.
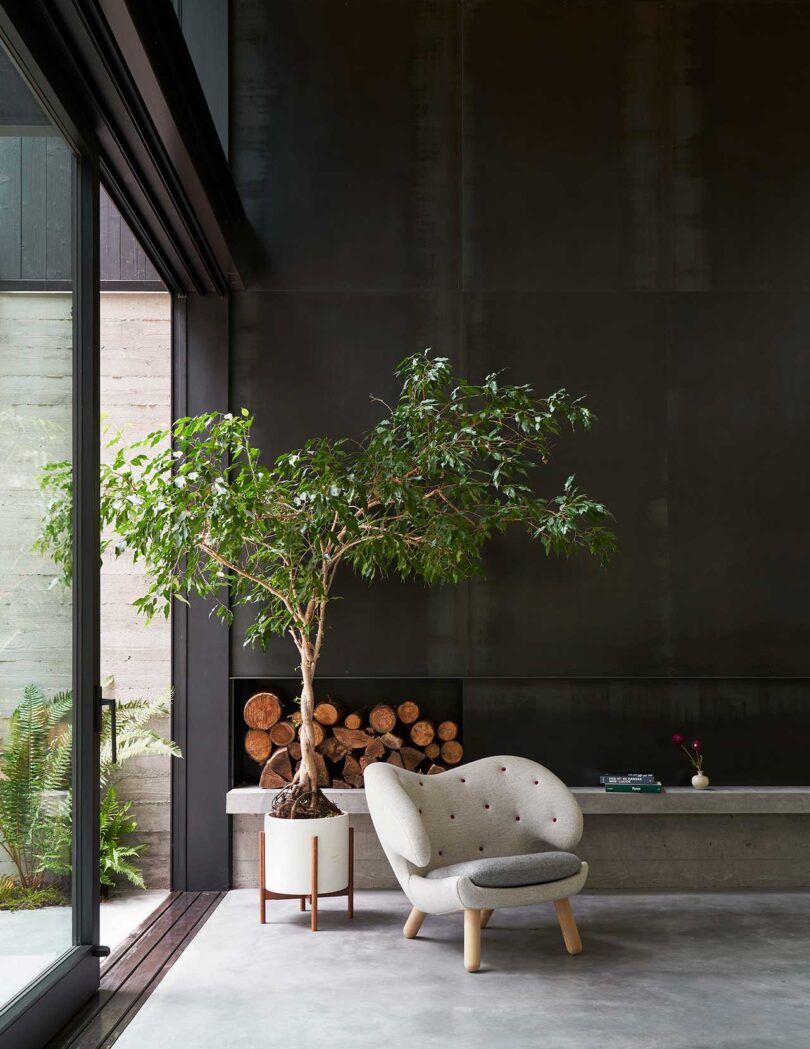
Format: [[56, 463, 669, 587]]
[[113, 889, 809, 1049]]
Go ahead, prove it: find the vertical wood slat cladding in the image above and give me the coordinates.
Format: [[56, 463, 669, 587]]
[[0, 139, 160, 282], [229, 0, 810, 691], [0, 137, 22, 279]]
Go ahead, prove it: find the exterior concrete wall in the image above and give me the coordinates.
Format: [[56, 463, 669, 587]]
[[0, 292, 73, 879], [0, 290, 172, 887], [99, 292, 172, 889], [232, 812, 810, 892]]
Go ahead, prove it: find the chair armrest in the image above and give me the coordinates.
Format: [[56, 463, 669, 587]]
[[406, 872, 469, 914], [365, 764, 432, 868]]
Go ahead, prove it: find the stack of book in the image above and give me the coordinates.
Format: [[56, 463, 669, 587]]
[[599, 773, 663, 794]]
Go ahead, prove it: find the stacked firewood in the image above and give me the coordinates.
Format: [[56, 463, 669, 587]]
[[242, 692, 463, 790]]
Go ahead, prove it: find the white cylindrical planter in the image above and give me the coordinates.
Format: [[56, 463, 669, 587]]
[[264, 812, 349, 895]]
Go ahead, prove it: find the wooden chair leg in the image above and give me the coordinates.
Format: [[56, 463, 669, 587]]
[[348, 826, 354, 919], [480, 909, 494, 929], [311, 836, 319, 932], [554, 898, 583, 955], [464, 909, 482, 972], [403, 907, 426, 939], [258, 831, 266, 925], [300, 897, 306, 911]]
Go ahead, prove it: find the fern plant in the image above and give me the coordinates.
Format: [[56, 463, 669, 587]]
[[0, 687, 180, 896], [99, 787, 146, 891], [43, 691, 181, 796], [40, 691, 180, 891], [0, 685, 71, 888]]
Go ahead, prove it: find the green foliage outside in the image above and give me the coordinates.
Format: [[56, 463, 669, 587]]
[[0, 876, 64, 912], [0, 685, 71, 889], [0, 687, 180, 904], [36, 351, 615, 805]]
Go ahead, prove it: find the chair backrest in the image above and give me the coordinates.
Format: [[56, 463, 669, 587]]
[[365, 755, 583, 890]]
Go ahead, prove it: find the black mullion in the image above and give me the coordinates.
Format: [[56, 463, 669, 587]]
[[71, 146, 100, 953]]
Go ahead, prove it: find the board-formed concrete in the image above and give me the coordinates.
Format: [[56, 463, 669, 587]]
[[113, 888, 810, 1049], [232, 809, 810, 891]]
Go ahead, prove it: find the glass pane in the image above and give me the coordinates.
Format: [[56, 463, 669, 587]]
[[0, 43, 75, 1006], [98, 190, 172, 939]]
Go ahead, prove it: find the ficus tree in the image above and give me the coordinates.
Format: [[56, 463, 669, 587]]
[[37, 352, 615, 817]]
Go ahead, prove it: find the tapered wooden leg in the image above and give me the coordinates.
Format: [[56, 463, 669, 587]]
[[403, 907, 426, 939], [480, 909, 494, 929], [300, 897, 306, 911], [258, 832, 266, 925], [554, 898, 583, 955], [348, 826, 354, 919], [311, 836, 319, 932], [464, 909, 482, 972]]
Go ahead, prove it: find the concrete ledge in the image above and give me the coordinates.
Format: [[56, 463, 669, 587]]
[[227, 785, 810, 816]]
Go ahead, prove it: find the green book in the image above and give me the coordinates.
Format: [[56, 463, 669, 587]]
[[604, 783, 663, 794]]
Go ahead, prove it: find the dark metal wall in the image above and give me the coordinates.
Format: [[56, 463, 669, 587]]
[[224, 1, 810, 784]]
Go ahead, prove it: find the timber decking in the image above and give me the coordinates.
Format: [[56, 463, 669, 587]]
[[48, 891, 224, 1049]]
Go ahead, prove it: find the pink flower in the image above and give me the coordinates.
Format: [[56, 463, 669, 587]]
[[671, 733, 685, 746], [691, 739, 702, 752]]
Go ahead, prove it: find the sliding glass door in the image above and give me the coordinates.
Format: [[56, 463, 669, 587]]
[[0, 30, 100, 1049]]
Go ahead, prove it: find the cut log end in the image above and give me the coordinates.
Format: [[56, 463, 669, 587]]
[[268, 720, 296, 747], [437, 720, 459, 742], [424, 742, 441, 761], [344, 711, 365, 730], [369, 703, 397, 734], [427, 763, 446, 775], [245, 729, 272, 764], [259, 768, 288, 789], [266, 746, 294, 783], [314, 698, 345, 726], [410, 719, 435, 748], [397, 701, 420, 725], [243, 691, 282, 730], [441, 740, 464, 765]]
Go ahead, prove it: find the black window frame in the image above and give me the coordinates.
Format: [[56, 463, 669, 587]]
[[0, 12, 102, 1049]]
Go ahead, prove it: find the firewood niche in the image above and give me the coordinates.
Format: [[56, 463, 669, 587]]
[[231, 678, 463, 790]]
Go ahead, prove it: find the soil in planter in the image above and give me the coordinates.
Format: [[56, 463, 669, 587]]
[[270, 782, 343, 820]]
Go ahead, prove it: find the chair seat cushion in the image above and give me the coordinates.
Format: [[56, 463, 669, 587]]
[[425, 850, 582, 888]]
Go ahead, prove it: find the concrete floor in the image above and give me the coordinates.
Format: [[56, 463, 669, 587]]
[[0, 890, 167, 1005], [113, 889, 809, 1049]]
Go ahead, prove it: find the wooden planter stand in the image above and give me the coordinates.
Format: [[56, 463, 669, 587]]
[[259, 827, 354, 932]]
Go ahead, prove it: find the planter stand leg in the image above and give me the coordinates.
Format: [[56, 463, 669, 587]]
[[259, 831, 266, 925], [311, 835, 319, 932], [348, 826, 354, 919], [258, 826, 352, 929]]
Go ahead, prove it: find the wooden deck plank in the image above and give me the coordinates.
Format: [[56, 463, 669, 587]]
[[49, 891, 223, 1049], [97, 892, 223, 1049], [101, 891, 180, 976]]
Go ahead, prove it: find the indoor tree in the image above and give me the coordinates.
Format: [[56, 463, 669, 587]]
[[38, 352, 615, 817]]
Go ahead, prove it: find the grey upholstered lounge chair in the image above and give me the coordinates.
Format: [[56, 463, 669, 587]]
[[365, 755, 588, 972]]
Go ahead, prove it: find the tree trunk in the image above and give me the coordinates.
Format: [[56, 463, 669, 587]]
[[295, 644, 320, 792]]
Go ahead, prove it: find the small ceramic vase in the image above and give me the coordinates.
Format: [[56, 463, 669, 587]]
[[691, 771, 709, 790]]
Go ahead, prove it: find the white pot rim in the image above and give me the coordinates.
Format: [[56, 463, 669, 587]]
[[265, 810, 347, 823]]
